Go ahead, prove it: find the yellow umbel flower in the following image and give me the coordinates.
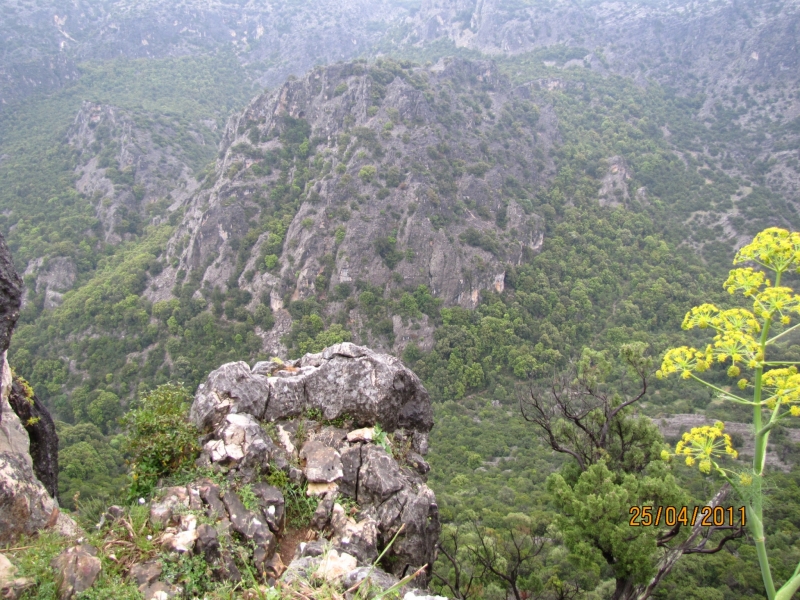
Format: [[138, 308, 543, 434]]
[[762, 367, 800, 409], [734, 227, 800, 273], [753, 286, 800, 322], [674, 421, 738, 475], [658, 346, 712, 379], [713, 331, 760, 365], [715, 308, 761, 335], [724, 267, 768, 297], [682, 304, 720, 330]]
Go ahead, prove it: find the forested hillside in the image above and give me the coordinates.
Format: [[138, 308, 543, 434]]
[[2, 0, 800, 598]]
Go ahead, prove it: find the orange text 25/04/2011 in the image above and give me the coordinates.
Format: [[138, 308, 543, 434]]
[[628, 506, 746, 527]]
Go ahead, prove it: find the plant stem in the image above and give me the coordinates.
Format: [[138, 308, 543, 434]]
[[765, 321, 800, 345], [750, 270, 781, 600], [749, 507, 776, 600], [688, 374, 752, 404]]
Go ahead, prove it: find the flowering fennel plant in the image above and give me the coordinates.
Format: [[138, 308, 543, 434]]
[[659, 227, 800, 600]]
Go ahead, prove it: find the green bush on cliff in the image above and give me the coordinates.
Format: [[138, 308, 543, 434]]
[[121, 383, 199, 498]]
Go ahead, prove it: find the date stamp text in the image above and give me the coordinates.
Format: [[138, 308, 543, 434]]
[[629, 506, 745, 527]]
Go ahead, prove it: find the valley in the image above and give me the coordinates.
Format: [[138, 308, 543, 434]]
[[1, 1, 800, 598]]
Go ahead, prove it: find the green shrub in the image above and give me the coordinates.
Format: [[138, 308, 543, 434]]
[[121, 383, 199, 498]]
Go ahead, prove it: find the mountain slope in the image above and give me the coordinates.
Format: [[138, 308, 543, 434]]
[[148, 58, 554, 358]]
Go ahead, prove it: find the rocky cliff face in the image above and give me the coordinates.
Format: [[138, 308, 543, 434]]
[[407, 0, 800, 211], [146, 57, 552, 353], [0, 231, 70, 543], [67, 101, 205, 243]]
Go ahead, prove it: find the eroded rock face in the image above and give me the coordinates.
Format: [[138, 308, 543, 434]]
[[0, 231, 72, 544], [7, 377, 59, 500], [0, 452, 60, 544], [191, 343, 440, 587]]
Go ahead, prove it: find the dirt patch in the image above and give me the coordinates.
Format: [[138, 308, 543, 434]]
[[278, 526, 315, 565]]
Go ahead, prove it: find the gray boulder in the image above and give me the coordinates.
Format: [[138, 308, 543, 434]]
[[193, 343, 433, 442], [0, 451, 59, 544], [301, 440, 343, 483], [190, 362, 271, 432], [50, 545, 101, 600], [201, 412, 278, 472], [300, 343, 433, 436]]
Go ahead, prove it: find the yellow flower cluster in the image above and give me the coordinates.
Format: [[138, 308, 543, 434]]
[[734, 227, 800, 274], [762, 367, 800, 410], [724, 268, 768, 297], [657, 346, 713, 379], [680, 304, 761, 341], [675, 422, 738, 474], [753, 286, 800, 325]]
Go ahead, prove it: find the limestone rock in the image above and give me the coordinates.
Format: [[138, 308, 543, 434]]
[[300, 344, 433, 437], [129, 560, 161, 588], [149, 486, 190, 527], [197, 480, 227, 520], [0, 233, 21, 356], [202, 412, 277, 471], [161, 529, 198, 554], [141, 581, 183, 600], [222, 489, 276, 562], [280, 556, 321, 586], [0, 553, 34, 599], [357, 445, 405, 505], [347, 427, 375, 443], [190, 362, 270, 433], [343, 567, 402, 595], [50, 545, 101, 600], [6, 377, 59, 500], [301, 440, 343, 483], [314, 549, 357, 583], [264, 553, 286, 580], [188, 343, 440, 586], [250, 482, 285, 534], [0, 451, 59, 544], [193, 344, 433, 446], [330, 503, 379, 564]]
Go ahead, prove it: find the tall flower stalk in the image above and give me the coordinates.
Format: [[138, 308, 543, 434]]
[[658, 227, 800, 600]]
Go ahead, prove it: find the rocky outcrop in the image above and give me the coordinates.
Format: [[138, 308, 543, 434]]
[[191, 342, 434, 445], [0, 552, 34, 599], [67, 102, 202, 244], [50, 545, 102, 600], [0, 231, 71, 544], [7, 377, 59, 500], [189, 342, 440, 588], [0, 451, 60, 543]]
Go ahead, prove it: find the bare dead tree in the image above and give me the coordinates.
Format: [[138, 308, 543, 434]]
[[519, 343, 656, 473], [433, 525, 486, 599], [469, 521, 547, 600], [621, 484, 744, 600]]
